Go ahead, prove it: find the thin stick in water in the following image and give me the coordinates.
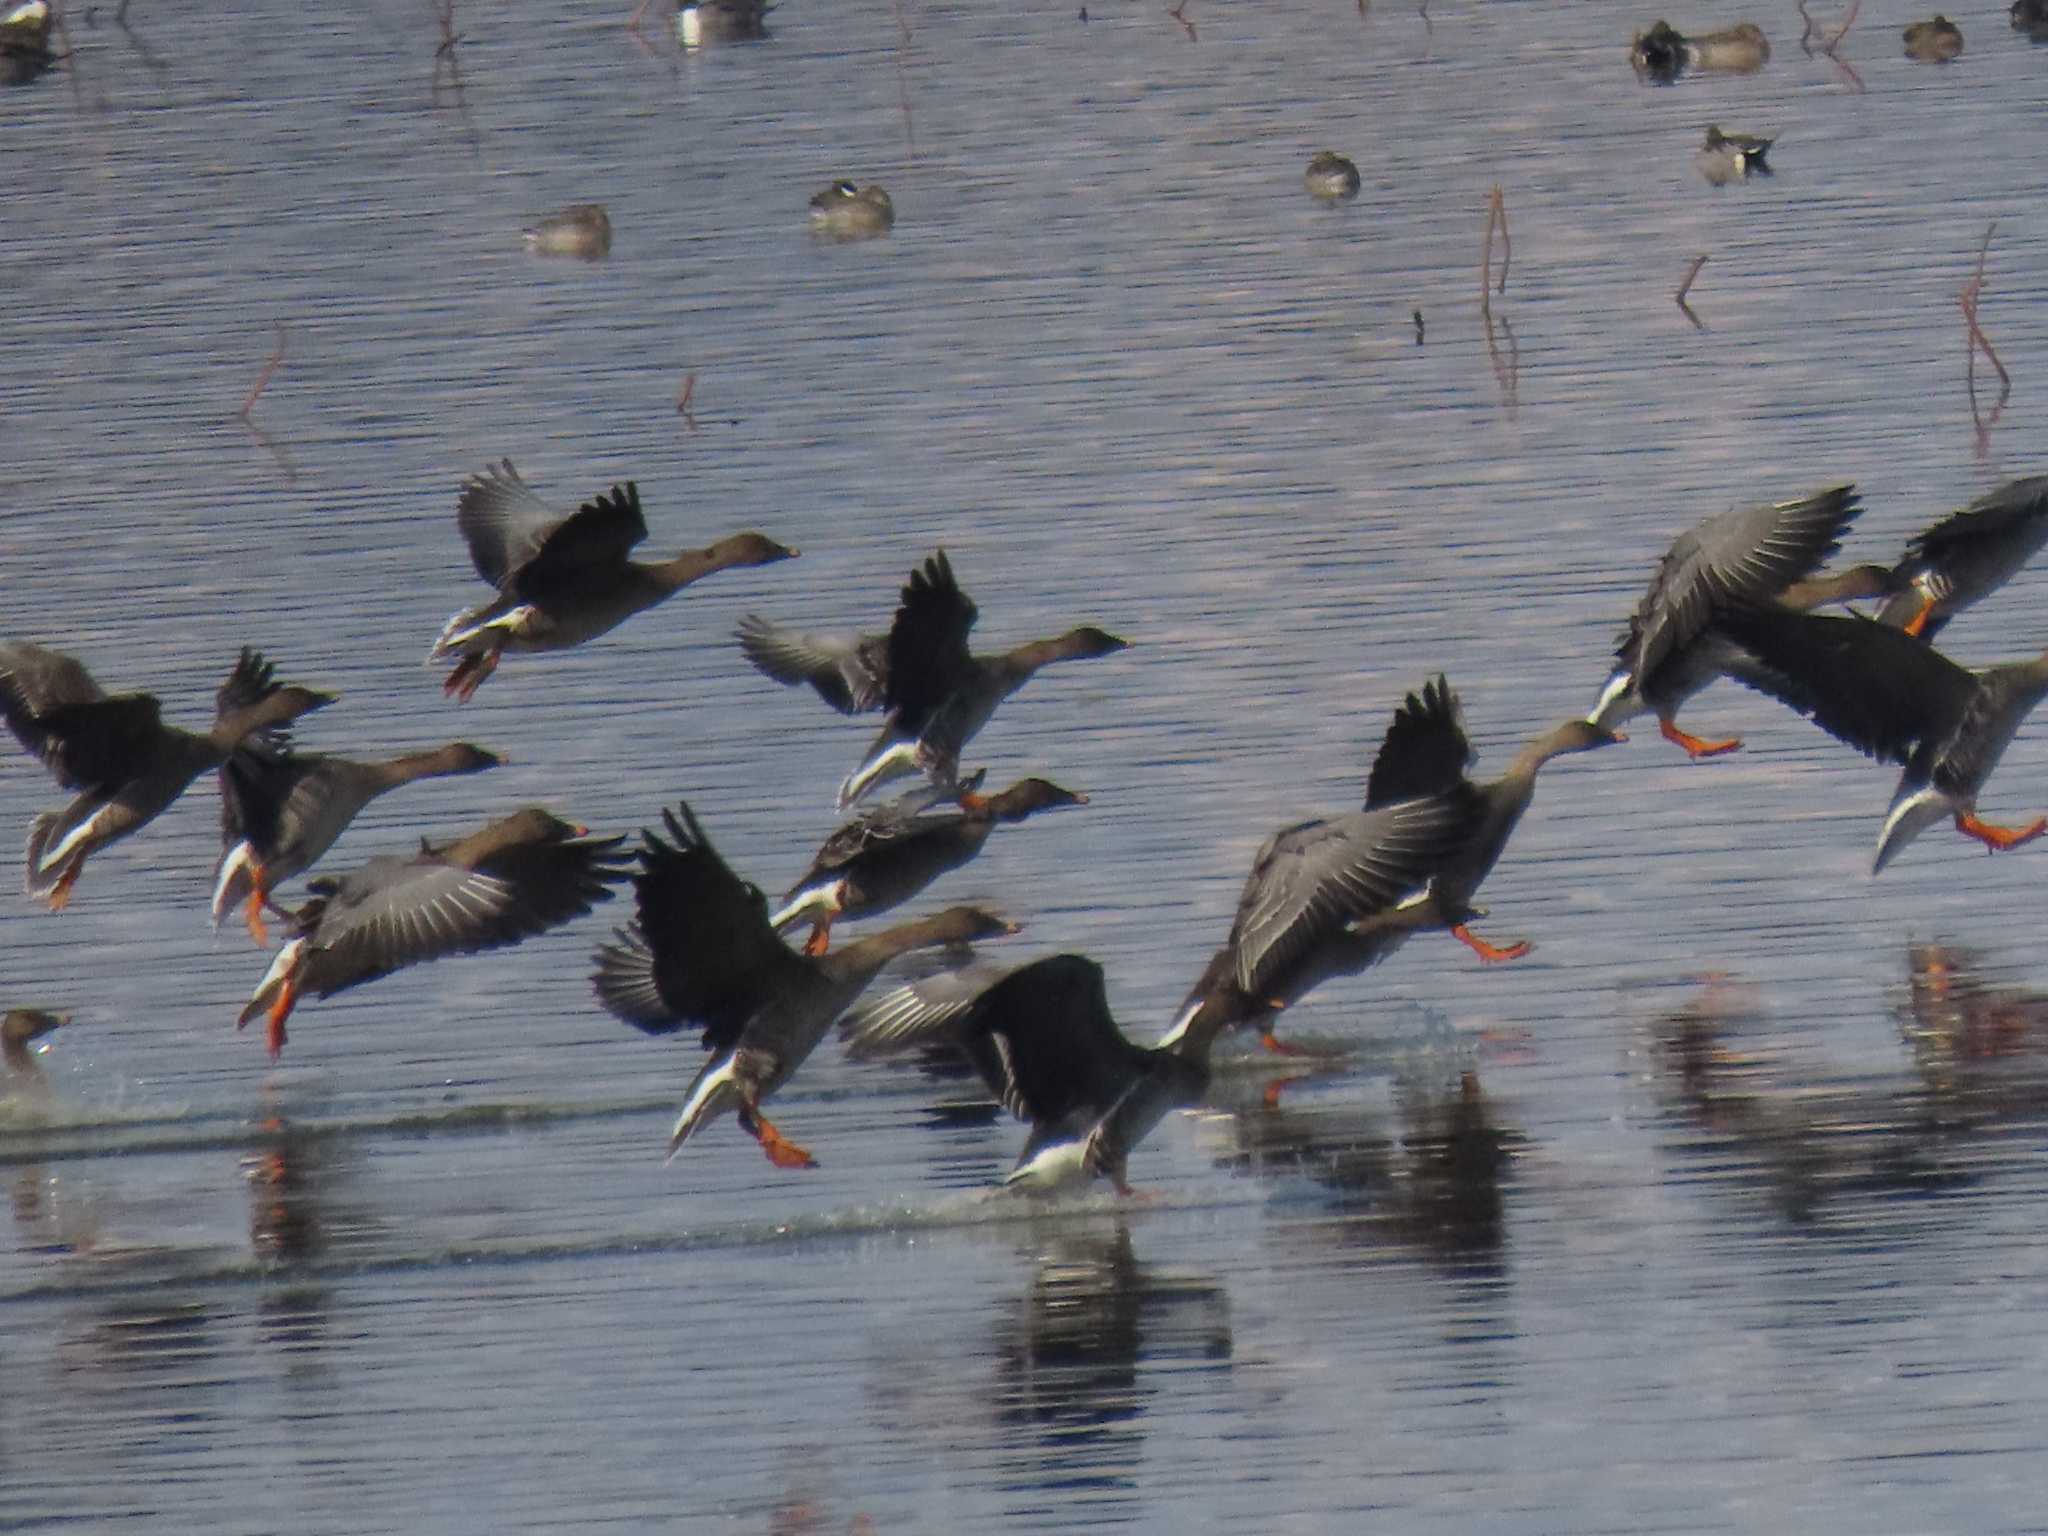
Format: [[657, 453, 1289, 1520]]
[[239, 325, 287, 420]]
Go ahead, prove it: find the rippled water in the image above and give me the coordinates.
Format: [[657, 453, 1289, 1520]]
[[8, 0, 2048, 1528]]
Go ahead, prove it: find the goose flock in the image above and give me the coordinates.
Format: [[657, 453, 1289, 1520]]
[[5, 461, 2048, 1193], [8, 1, 2048, 1208]]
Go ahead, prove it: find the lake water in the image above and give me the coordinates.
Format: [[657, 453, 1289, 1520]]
[[8, 0, 2048, 1528]]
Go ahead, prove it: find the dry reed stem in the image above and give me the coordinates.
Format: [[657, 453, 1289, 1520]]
[[239, 325, 287, 420]]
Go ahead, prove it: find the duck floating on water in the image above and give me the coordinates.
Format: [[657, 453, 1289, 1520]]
[[809, 181, 895, 239], [522, 204, 612, 260], [429, 460, 798, 701], [1304, 151, 1361, 200], [1695, 125, 1773, 185]]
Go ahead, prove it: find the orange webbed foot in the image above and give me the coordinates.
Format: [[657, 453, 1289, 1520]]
[[244, 886, 272, 947], [1659, 717, 1742, 759], [1902, 597, 1937, 640], [43, 859, 82, 912], [1451, 923, 1531, 964], [1257, 1028, 1319, 1059], [444, 651, 499, 703], [265, 981, 297, 1060], [1956, 812, 2048, 853], [802, 923, 832, 957], [751, 1112, 818, 1170]]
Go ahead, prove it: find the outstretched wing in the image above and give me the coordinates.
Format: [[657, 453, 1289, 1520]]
[[1617, 486, 1861, 682], [737, 616, 888, 715], [957, 954, 1151, 1127], [592, 801, 807, 1051], [1715, 606, 1975, 766], [0, 641, 163, 793], [1364, 674, 1474, 809], [513, 483, 650, 608], [883, 550, 979, 735], [454, 459, 563, 589]]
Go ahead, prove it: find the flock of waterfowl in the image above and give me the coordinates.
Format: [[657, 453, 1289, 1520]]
[[8, 0, 2048, 1204]]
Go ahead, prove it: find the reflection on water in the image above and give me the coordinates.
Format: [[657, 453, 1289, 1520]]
[[991, 1222, 1230, 1510], [1647, 946, 2048, 1224]]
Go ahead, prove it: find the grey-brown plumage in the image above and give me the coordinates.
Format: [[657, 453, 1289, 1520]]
[[591, 800, 1018, 1168], [237, 808, 628, 1057], [1587, 485, 1862, 757], [838, 551, 1129, 808], [771, 775, 1086, 953], [0, 644, 334, 909], [1871, 477, 2048, 643], [2, 1007, 66, 1076], [736, 614, 889, 715], [0, 0, 54, 86], [1714, 606, 2048, 872], [429, 460, 798, 700], [215, 740, 503, 943], [1362, 676, 1620, 961], [1160, 786, 1485, 1054]]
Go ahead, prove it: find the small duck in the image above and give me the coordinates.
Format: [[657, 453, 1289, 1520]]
[[808, 181, 895, 239], [1587, 485, 1864, 758], [1715, 606, 2048, 872], [2013, 0, 2048, 39], [837, 551, 1129, 809], [1161, 784, 1484, 1056], [1304, 151, 1361, 201], [1903, 15, 1964, 58], [0, 0, 54, 87], [772, 774, 1087, 954], [1872, 477, 2048, 642], [522, 204, 612, 260], [591, 800, 1018, 1168], [0, 645, 333, 908], [1360, 676, 1622, 963], [736, 614, 888, 715], [429, 459, 798, 700], [215, 739, 503, 945], [1689, 20, 1769, 69], [1632, 18, 1769, 79], [1695, 124, 1773, 185], [239, 808, 628, 1058], [677, 0, 772, 47]]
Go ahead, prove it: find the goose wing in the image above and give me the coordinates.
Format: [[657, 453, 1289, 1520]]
[[737, 616, 888, 715], [1714, 606, 1977, 766], [1878, 477, 2048, 637], [1363, 674, 1474, 809], [955, 955, 1151, 1127], [592, 801, 809, 1051], [0, 642, 165, 793], [1616, 486, 1861, 683], [512, 483, 649, 608], [883, 550, 979, 736], [454, 460, 564, 589]]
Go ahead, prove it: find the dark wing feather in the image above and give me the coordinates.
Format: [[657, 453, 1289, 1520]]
[[957, 955, 1151, 1127], [883, 550, 979, 734], [512, 484, 649, 607], [212, 648, 307, 757], [1714, 607, 1976, 766], [736, 616, 888, 715], [454, 460, 562, 589], [593, 802, 807, 1050], [1618, 487, 1861, 683], [1878, 477, 2048, 637], [0, 644, 166, 792], [218, 746, 317, 853], [298, 834, 628, 1000], [793, 782, 964, 889], [1364, 675, 1474, 810]]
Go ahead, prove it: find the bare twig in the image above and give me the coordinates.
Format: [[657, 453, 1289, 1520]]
[[1412, 309, 1424, 346], [1167, 1, 1196, 40], [626, 0, 656, 31], [1960, 221, 2011, 393], [1480, 187, 1509, 305], [238, 325, 287, 421], [1483, 305, 1519, 412], [1676, 253, 1709, 330], [1824, 0, 1860, 50], [892, 0, 918, 159], [677, 372, 698, 432]]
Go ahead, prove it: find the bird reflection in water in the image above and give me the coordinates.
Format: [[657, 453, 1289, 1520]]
[[1647, 948, 2048, 1224], [1206, 1058, 1515, 1274], [991, 1221, 1231, 1499]]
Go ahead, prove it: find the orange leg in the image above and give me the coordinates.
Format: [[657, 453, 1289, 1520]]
[[1955, 811, 2048, 853], [1901, 596, 1938, 640], [244, 874, 272, 947], [1659, 715, 1742, 759], [444, 649, 500, 702], [1258, 1027, 1319, 1058], [1451, 923, 1531, 964], [743, 1107, 818, 1170], [43, 858, 82, 912], [802, 922, 832, 957], [265, 979, 298, 1059]]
